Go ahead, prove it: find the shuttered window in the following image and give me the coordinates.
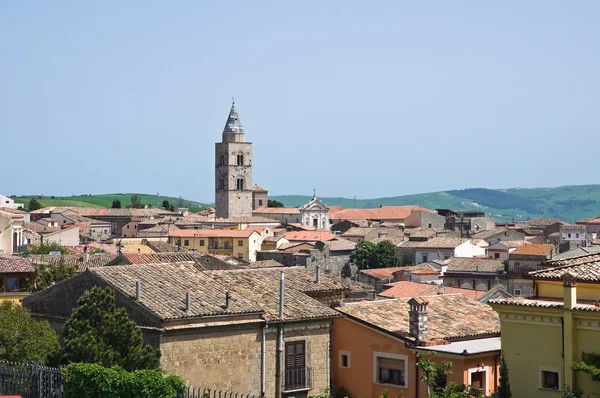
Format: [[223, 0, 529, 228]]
[[285, 341, 305, 370]]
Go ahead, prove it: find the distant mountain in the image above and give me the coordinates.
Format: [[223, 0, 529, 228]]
[[271, 185, 600, 223]]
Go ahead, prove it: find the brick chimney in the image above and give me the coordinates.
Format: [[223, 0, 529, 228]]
[[408, 297, 428, 343], [563, 272, 577, 310]]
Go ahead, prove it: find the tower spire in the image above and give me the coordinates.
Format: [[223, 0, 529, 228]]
[[223, 100, 244, 134]]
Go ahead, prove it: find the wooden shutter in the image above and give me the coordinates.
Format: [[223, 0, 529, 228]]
[[285, 341, 305, 370]]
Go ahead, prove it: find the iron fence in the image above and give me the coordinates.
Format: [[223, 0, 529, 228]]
[[0, 361, 65, 398], [182, 386, 260, 398]]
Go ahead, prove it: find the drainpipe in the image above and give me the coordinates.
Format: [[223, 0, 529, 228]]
[[275, 271, 284, 398]]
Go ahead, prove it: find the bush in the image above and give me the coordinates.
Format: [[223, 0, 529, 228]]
[[64, 363, 185, 398]]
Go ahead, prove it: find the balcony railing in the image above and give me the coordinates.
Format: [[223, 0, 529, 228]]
[[208, 245, 232, 250], [282, 366, 312, 392]]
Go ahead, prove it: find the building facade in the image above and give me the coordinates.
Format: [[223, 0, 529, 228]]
[[299, 193, 330, 230], [215, 102, 253, 219]]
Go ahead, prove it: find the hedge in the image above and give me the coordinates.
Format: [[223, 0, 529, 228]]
[[64, 363, 185, 398]]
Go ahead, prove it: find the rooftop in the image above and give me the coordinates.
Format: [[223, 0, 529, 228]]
[[379, 281, 484, 300], [529, 253, 600, 282], [330, 206, 435, 222], [0, 257, 35, 273], [510, 244, 554, 257], [252, 207, 300, 215], [341, 227, 378, 237], [284, 231, 337, 242], [360, 267, 406, 280], [445, 258, 505, 274], [336, 294, 500, 344], [473, 227, 513, 240], [527, 218, 564, 227], [412, 337, 501, 355], [169, 229, 260, 238]]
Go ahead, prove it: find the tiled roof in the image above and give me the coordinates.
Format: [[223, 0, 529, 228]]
[[510, 244, 554, 256], [379, 282, 484, 300], [561, 224, 586, 231], [24, 222, 60, 234], [527, 218, 563, 227], [145, 241, 185, 253], [489, 297, 600, 312], [325, 238, 356, 252], [252, 185, 268, 192], [329, 206, 435, 222], [360, 267, 406, 280], [244, 260, 284, 268], [113, 252, 209, 269], [473, 227, 511, 240], [27, 253, 117, 272], [413, 237, 467, 249], [169, 229, 259, 238], [286, 223, 317, 231], [284, 231, 336, 242], [371, 236, 406, 245], [252, 208, 300, 215], [341, 227, 377, 237], [336, 294, 500, 343], [577, 217, 600, 225], [31, 207, 176, 218], [551, 246, 600, 261], [445, 258, 504, 273], [529, 253, 600, 282], [404, 228, 444, 239], [0, 257, 35, 273]]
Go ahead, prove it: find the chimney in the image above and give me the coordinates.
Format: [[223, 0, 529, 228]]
[[186, 292, 191, 312], [408, 298, 428, 343], [135, 281, 141, 301], [315, 265, 321, 283], [225, 291, 231, 310], [563, 273, 577, 310], [138, 248, 141, 254]]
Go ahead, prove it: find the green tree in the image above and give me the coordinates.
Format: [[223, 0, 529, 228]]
[[129, 195, 143, 209], [268, 199, 284, 208], [28, 197, 42, 211], [416, 352, 453, 396], [26, 241, 70, 255], [28, 257, 78, 292], [60, 287, 160, 371], [169, 204, 175, 212], [496, 354, 512, 398], [349, 240, 376, 269], [112, 199, 122, 209], [561, 385, 584, 398], [374, 240, 402, 267], [162, 199, 170, 210], [0, 301, 59, 363]]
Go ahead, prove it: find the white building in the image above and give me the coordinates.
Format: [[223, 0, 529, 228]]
[[0, 210, 26, 254], [0, 194, 24, 210], [299, 192, 330, 230]]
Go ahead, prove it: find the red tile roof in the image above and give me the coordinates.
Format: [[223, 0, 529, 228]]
[[0, 257, 35, 273], [511, 244, 554, 256], [329, 206, 434, 221], [379, 281, 485, 300], [284, 231, 336, 242], [169, 229, 259, 238], [360, 267, 406, 279]]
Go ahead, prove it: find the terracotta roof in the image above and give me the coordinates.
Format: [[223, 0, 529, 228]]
[[284, 231, 336, 242], [552, 246, 600, 261], [169, 229, 259, 238], [445, 258, 505, 273], [411, 237, 467, 249], [473, 227, 512, 240], [286, 223, 317, 231], [489, 297, 600, 312], [252, 185, 268, 192], [27, 253, 117, 272], [145, 241, 185, 253], [0, 257, 35, 273], [324, 238, 356, 252], [336, 294, 500, 343], [577, 217, 600, 225], [252, 208, 300, 215], [379, 281, 484, 300], [360, 267, 406, 280], [371, 236, 406, 245], [329, 206, 434, 222], [561, 224, 586, 231], [111, 252, 210, 268], [527, 218, 563, 227], [341, 227, 377, 237], [31, 207, 176, 217], [404, 228, 444, 239], [510, 244, 554, 256], [530, 253, 600, 282], [410, 269, 440, 275]]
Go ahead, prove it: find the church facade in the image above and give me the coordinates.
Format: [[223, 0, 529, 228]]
[[299, 193, 330, 230], [215, 102, 253, 219]]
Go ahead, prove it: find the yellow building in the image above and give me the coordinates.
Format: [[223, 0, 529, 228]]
[[0, 257, 34, 304], [490, 253, 600, 397], [169, 229, 262, 262]]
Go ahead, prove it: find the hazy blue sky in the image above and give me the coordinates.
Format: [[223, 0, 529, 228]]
[[2, 1, 599, 202]]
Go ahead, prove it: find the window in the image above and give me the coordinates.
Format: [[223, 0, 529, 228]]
[[259, 199, 263, 206], [514, 289, 522, 296], [183, 240, 190, 246], [470, 370, 485, 392], [238, 253, 244, 259], [568, 233, 572, 238], [339, 351, 351, 369], [134, 225, 137, 229], [126, 225, 129, 229], [576, 233, 580, 239], [494, 253, 500, 259], [6, 277, 18, 292], [313, 218, 318, 228], [285, 341, 307, 390], [238, 240, 243, 247], [513, 262, 520, 272], [472, 280, 476, 289], [541, 370, 559, 390], [457, 279, 462, 287], [236, 178, 244, 190], [237, 154, 244, 165], [200, 240, 205, 247], [374, 353, 407, 387], [428, 223, 432, 228], [443, 255, 450, 260], [487, 281, 491, 290], [422, 254, 428, 263]]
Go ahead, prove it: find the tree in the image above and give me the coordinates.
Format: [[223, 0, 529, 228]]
[[0, 301, 59, 363], [28, 257, 78, 292], [496, 354, 512, 398], [162, 199, 170, 210], [416, 352, 453, 396], [28, 198, 42, 211], [268, 199, 284, 208], [374, 240, 402, 267], [27, 241, 70, 255], [60, 287, 160, 371], [129, 195, 143, 209], [112, 199, 122, 209], [349, 241, 376, 270], [169, 204, 175, 212]]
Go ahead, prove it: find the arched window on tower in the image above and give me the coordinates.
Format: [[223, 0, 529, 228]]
[[237, 154, 244, 166], [236, 178, 244, 191]]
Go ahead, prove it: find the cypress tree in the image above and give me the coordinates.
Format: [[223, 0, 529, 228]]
[[497, 354, 512, 398]]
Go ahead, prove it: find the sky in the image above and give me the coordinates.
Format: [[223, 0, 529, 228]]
[[1, 1, 599, 203]]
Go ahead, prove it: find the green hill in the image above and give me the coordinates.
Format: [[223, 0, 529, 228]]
[[271, 185, 600, 223], [13, 194, 210, 212]]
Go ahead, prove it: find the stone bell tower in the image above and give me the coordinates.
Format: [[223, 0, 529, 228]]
[[215, 101, 253, 219]]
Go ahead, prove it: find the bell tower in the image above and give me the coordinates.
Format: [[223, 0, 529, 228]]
[[215, 101, 253, 219]]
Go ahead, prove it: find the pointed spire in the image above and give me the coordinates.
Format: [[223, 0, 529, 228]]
[[223, 100, 244, 134]]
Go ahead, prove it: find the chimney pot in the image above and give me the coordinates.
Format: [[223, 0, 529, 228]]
[[225, 291, 231, 310], [135, 281, 141, 301], [315, 265, 321, 283], [186, 292, 191, 312]]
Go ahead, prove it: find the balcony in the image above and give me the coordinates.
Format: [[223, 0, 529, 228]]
[[208, 245, 232, 251], [282, 366, 312, 393]]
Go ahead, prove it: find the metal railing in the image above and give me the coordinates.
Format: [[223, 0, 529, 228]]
[[0, 361, 64, 398], [182, 386, 259, 398], [282, 366, 312, 392]]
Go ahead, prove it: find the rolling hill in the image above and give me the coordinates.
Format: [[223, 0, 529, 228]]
[[271, 185, 600, 223]]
